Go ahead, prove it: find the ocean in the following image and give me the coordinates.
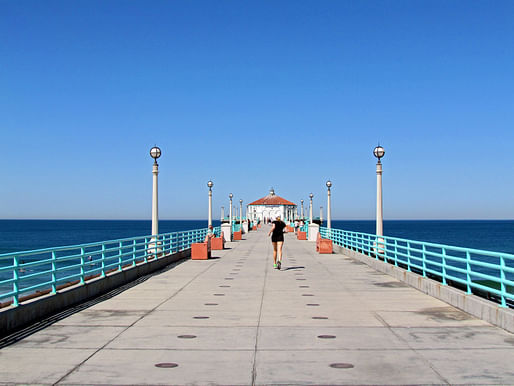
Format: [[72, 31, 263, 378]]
[[0, 220, 221, 255], [331, 220, 514, 255], [0, 220, 513, 304], [0, 219, 513, 255]]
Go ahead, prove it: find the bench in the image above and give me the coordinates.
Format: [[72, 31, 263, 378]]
[[211, 232, 225, 250], [297, 231, 307, 240], [286, 225, 295, 233], [191, 239, 212, 260], [233, 230, 242, 240], [316, 232, 333, 254], [252, 225, 257, 231]]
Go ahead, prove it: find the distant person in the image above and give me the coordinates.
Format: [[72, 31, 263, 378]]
[[268, 216, 287, 270], [204, 225, 217, 242]]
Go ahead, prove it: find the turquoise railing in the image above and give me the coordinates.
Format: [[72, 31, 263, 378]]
[[320, 226, 514, 308], [0, 226, 220, 308]]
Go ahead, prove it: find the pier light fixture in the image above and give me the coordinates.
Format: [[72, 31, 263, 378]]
[[229, 193, 234, 235], [207, 180, 214, 227], [309, 193, 313, 223], [239, 199, 243, 231], [326, 180, 332, 229], [150, 146, 161, 164], [374, 144, 385, 237], [150, 146, 161, 253], [373, 145, 385, 162]]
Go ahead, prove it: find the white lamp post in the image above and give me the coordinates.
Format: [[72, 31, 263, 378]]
[[326, 180, 332, 229], [150, 146, 161, 237], [309, 193, 313, 223], [229, 193, 233, 229], [207, 180, 213, 227], [373, 145, 385, 236], [320, 206, 323, 224], [239, 199, 243, 230], [221, 206, 225, 222], [301, 199, 304, 218]]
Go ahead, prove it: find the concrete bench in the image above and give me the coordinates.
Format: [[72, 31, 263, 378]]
[[211, 232, 225, 250], [316, 232, 333, 254], [297, 231, 307, 240], [286, 225, 295, 233], [191, 239, 212, 260], [233, 230, 242, 240]]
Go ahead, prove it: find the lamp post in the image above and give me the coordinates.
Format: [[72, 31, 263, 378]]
[[229, 193, 233, 230], [239, 199, 243, 231], [149, 146, 161, 237], [309, 193, 313, 223], [301, 199, 304, 218], [326, 180, 332, 229], [221, 206, 225, 222], [373, 145, 385, 236], [320, 206, 323, 224], [207, 180, 213, 227]]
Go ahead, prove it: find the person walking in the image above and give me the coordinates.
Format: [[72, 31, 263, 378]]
[[268, 215, 287, 269]]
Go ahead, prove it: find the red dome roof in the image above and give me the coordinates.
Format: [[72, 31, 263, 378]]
[[248, 191, 296, 206]]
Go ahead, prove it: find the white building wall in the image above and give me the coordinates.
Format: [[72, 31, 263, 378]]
[[248, 204, 296, 223]]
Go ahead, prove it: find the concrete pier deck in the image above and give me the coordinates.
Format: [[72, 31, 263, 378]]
[[1, 226, 513, 385]]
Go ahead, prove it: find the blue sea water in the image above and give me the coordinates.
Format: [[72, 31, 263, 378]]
[[0, 220, 513, 303], [0, 219, 512, 255], [331, 220, 514, 255], [0, 220, 220, 255]]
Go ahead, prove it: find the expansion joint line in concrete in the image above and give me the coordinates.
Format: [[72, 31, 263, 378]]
[[53, 257, 220, 385], [251, 230, 270, 386], [373, 311, 451, 384]]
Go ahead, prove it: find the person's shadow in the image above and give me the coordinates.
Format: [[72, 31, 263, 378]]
[[282, 266, 305, 271]]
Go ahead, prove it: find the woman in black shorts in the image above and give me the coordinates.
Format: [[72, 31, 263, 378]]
[[268, 216, 286, 269]]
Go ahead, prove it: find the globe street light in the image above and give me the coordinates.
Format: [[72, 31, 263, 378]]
[[229, 193, 233, 232], [150, 146, 161, 238], [373, 145, 385, 236], [309, 193, 314, 224], [207, 180, 214, 227], [326, 180, 332, 229], [239, 199, 243, 231]]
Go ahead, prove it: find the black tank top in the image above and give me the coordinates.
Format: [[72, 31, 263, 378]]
[[272, 221, 286, 238]]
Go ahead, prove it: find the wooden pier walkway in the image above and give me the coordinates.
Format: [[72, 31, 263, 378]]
[[1, 226, 513, 385]]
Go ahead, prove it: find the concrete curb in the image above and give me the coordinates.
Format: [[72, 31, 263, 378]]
[[333, 244, 514, 333], [0, 249, 190, 337]]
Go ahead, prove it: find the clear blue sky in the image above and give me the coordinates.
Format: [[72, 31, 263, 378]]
[[1, 0, 513, 220]]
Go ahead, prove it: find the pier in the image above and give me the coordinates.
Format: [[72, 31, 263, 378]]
[[1, 226, 513, 385]]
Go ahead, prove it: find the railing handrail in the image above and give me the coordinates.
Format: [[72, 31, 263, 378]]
[[320, 226, 513, 308], [0, 225, 221, 307]]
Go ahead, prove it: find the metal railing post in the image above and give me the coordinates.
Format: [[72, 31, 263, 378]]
[[500, 255, 507, 307], [118, 241, 123, 271], [441, 247, 447, 285], [12, 255, 19, 307], [80, 247, 85, 284], [101, 244, 106, 278], [51, 251, 57, 293]]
